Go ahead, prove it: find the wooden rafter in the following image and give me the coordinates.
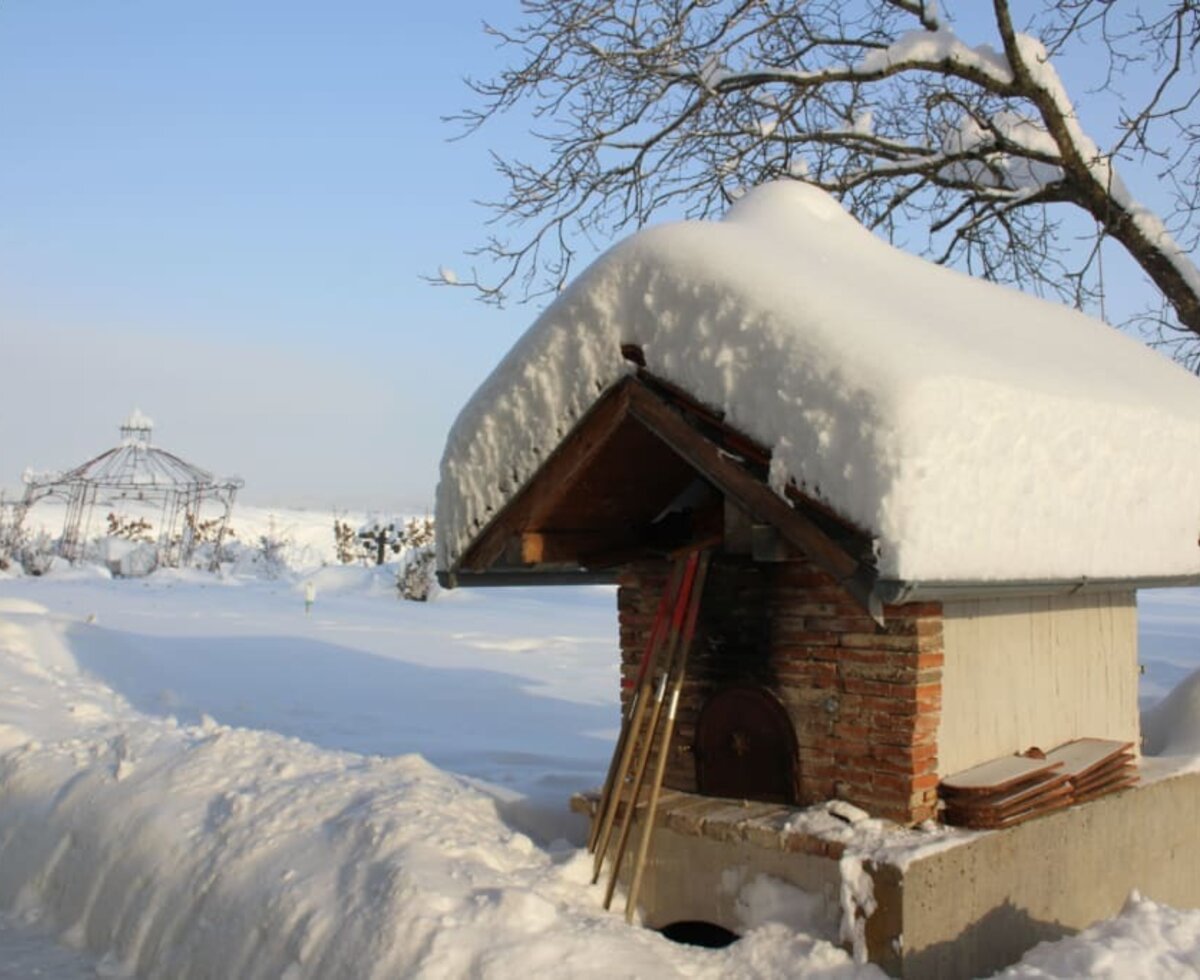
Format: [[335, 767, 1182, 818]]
[[459, 382, 633, 572], [633, 367, 871, 547], [624, 381, 880, 617]]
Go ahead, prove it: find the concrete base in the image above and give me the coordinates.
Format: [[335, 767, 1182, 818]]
[[610, 770, 1200, 978]]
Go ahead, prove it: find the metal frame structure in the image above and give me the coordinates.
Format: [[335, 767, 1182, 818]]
[[17, 412, 243, 569]]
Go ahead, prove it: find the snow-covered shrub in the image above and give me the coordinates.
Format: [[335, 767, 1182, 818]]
[[333, 519, 360, 564], [18, 531, 57, 576], [0, 498, 55, 576], [358, 521, 404, 566], [100, 538, 159, 578], [396, 517, 436, 602], [175, 514, 236, 571], [254, 516, 292, 579], [0, 500, 26, 572], [398, 550, 435, 601]]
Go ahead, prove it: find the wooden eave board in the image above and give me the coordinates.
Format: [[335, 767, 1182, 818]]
[[941, 756, 1063, 796], [944, 784, 1075, 828], [1073, 762, 1137, 797], [943, 781, 1070, 822], [978, 792, 1078, 829], [1069, 753, 1135, 785], [1043, 739, 1135, 780], [1074, 775, 1140, 805], [943, 772, 1071, 817]]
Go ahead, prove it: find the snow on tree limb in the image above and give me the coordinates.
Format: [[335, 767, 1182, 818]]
[[453, 0, 1200, 366]]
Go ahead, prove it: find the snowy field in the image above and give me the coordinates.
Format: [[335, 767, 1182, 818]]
[[1, 512, 1200, 977]]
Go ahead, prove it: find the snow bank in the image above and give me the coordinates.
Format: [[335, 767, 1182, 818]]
[[0, 598, 881, 979], [4, 567, 1200, 975], [1143, 666, 1200, 757], [990, 892, 1200, 978], [438, 181, 1200, 584]]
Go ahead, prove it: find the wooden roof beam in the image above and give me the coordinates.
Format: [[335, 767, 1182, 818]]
[[625, 380, 881, 619], [459, 380, 634, 572]]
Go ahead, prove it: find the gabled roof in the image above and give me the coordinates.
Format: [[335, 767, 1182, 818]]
[[438, 182, 1200, 586], [444, 370, 880, 608]]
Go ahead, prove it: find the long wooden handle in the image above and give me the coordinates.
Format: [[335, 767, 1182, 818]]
[[602, 670, 670, 910], [587, 560, 684, 856], [592, 553, 698, 884], [624, 552, 710, 923], [602, 553, 699, 898]]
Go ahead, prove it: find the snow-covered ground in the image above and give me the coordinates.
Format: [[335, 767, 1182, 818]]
[[1, 546, 1200, 977]]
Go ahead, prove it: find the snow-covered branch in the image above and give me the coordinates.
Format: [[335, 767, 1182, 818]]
[[452, 0, 1200, 365]]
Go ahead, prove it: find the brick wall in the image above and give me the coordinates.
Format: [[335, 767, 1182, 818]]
[[617, 556, 943, 825]]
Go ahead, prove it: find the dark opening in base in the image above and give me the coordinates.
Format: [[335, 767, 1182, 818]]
[[659, 920, 740, 949]]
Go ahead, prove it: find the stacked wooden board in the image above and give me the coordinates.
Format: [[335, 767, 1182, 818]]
[[940, 738, 1138, 829]]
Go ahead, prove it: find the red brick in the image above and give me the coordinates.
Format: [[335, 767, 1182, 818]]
[[805, 615, 880, 633], [775, 663, 838, 687], [839, 661, 925, 685], [842, 678, 916, 698], [772, 627, 843, 646], [871, 742, 938, 769], [839, 633, 921, 651]]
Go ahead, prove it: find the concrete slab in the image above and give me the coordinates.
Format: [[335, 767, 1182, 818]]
[[597, 770, 1200, 977], [871, 770, 1200, 977]]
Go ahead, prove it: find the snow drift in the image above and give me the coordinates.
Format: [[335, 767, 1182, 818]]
[[0, 597, 880, 979]]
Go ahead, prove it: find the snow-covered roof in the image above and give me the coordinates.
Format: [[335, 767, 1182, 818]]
[[438, 181, 1200, 585]]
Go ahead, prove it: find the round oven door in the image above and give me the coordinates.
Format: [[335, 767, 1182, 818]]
[[695, 685, 798, 804]]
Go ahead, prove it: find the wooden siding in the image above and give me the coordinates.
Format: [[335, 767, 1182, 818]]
[[938, 593, 1139, 777]]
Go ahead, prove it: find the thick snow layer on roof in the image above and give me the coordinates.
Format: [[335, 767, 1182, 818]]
[[438, 181, 1200, 583]]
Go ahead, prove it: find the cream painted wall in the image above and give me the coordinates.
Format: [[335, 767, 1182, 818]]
[[938, 592, 1139, 777]]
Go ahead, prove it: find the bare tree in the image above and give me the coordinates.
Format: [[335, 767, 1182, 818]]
[[452, 0, 1200, 368]]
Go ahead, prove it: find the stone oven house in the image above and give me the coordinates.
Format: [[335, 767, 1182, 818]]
[[436, 182, 1200, 973], [439, 180, 1200, 823]]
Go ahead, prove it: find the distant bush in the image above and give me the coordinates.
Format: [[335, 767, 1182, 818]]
[[396, 517, 436, 602], [0, 500, 26, 572], [106, 512, 154, 542], [255, 516, 292, 579], [333, 519, 360, 564], [0, 499, 56, 576]]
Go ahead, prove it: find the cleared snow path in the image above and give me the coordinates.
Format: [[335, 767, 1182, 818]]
[[4, 571, 619, 843], [0, 578, 882, 979]]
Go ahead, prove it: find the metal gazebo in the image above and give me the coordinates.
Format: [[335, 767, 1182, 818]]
[[18, 410, 243, 568]]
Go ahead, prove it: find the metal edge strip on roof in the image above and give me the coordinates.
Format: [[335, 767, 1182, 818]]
[[875, 575, 1200, 605]]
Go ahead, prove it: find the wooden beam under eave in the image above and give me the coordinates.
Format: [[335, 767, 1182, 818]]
[[625, 380, 881, 617], [520, 530, 621, 564], [458, 380, 634, 573]]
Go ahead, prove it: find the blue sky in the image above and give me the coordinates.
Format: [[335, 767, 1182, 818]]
[[2, 0, 533, 510], [0, 2, 1173, 511]]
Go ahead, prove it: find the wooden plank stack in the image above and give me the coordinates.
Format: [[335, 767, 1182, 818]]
[[940, 738, 1137, 829]]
